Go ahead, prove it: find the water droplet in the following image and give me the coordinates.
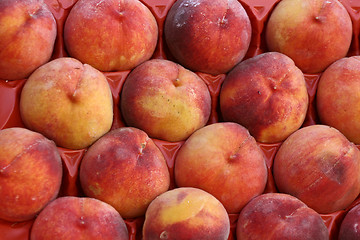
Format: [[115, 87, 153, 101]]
[[80, 216, 85, 225]]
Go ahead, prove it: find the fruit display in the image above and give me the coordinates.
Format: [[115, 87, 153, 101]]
[[1, 0, 360, 239]]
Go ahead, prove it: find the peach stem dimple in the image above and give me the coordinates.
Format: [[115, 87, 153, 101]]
[[116, 0, 125, 17], [28, 7, 41, 19], [229, 135, 251, 161], [70, 66, 85, 101], [218, 0, 230, 26], [160, 231, 169, 239], [173, 78, 181, 87], [137, 138, 149, 160], [314, 0, 331, 22]]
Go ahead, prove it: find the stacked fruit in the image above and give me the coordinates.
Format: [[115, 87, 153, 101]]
[[1, 0, 360, 239]]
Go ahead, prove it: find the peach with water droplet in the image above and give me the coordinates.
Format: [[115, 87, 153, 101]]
[[120, 59, 211, 142], [164, 0, 251, 75], [80, 127, 170, 219], [220, 52, 308, 143]]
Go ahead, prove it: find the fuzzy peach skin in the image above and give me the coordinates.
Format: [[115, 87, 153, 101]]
[[164, 0, 251, 75], [236, 193, 329, 240], [20, 57, 113, 150], [0, 127, 62, 222], [0, 0, 56, 80], [338, 204, 360, 240], [273, 125, 360, 214], [64, 0, 158, 72], [30, 196, 129, 240], [174, 122, 267, 214], [265, 0, 352, 74], [80, 127, 170, 219], [220, 52, 309, 143], [143, 187, 230, 240], [120, 59, 211, 142], [317, 56, 360, 145]]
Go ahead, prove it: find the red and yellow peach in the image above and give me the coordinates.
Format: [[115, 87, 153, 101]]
[[273, 125, 360, 214], [175, 122, 267, 213], [20, 57, 113, 150], [80, 127, 170, 219], [120, 59, 211, 142], [143, 187, 230, 240], [0, 0, 57, 80], [64, 0, 158, 72], [0, 127, 62, 222]]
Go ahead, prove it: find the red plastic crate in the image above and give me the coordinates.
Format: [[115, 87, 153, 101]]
[[1, 0, 360, 239]]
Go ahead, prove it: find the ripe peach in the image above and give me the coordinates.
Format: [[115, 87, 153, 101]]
[[120, 59, 211, 142], [143, 187, 230, 240], [80, 127, 170, 219], [236, 193, 329, 240], [273, 125, 360, 214], [338, 203, 360, 240], [0, 127, 62, 222], [317, 56, 360, 144], [265, 0, 352, 73], [174, 122, 267, 213], [64, 0, 158, 72], [30, 196, 129, 240], [20, 57, 113, 150], [0, 0, 57, 80], [220, 52, 309, 143], [164, 0, 251, 75]]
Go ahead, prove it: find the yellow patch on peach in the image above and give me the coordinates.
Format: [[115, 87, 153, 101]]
[[159, 194, 208, 225]]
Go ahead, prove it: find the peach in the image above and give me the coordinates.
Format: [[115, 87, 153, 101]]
[[236, 193, 329, 240], [265, 0, 352, 74], [64, 0, 158, 72], [30, 196, 129, 240], [219, 52, 309, 143], [317, 56, 360, 144], [20, 57, 113, 150], [174, 122, 267, 213], [79, 127, 170, 219], [338, 203, 360, 240], [0, 127, 62, 222], [273, 125, 360, 214], [120, 59, 211, 142], [143, 187, 230, 240], [0, 0, 57, 80], [164, 0, 251, 75]]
